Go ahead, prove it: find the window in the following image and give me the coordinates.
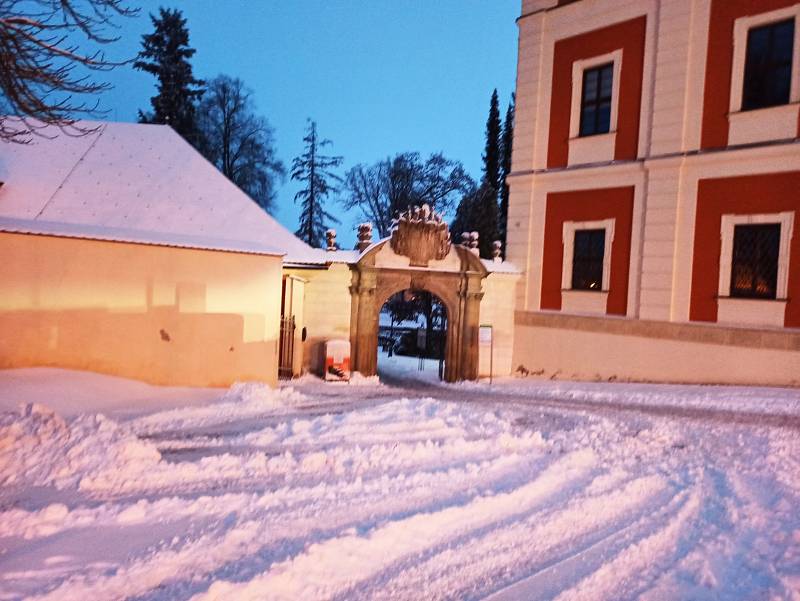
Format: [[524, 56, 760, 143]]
[[742, 19, 795, 111], [568, 52, 622, 164], [730, 223, 780, 299], [579, 63, 613, 137], [571, 229, 606, 290]]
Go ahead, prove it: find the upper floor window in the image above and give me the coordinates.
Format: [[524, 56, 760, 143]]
[[730, 223, 780, 299], [579, 63, 613, 137], [571, 229, 606, 290], [742, 18, 795, 111]]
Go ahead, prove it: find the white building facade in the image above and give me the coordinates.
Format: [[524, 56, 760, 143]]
[[507, 0, 800, 385]]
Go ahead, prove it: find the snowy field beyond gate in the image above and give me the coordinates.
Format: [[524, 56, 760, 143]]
[[1, 368, 800, 600]]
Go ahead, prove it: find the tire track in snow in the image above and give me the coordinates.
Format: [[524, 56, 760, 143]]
[[352, 471, 682, 601], [1, 442, 546, 541], [9, 448, 557, 601], [187, 449, 598, 601], [549, 481, 703, 601]]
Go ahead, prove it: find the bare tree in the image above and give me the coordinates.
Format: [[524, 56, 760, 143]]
[[342, 152, 473, 238], [0, 0, 136, 142], [196, 75, 285, 213]]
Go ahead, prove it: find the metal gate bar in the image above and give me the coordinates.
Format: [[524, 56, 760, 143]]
[[278, 315, 295, 380]]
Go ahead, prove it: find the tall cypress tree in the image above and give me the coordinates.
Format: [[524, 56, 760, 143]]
[[135, 8, 205, 146], [482, 89, 502, 191], [291, 120, 343, 248], [499, 93, 515, 247], [450, 88, 506, 259]]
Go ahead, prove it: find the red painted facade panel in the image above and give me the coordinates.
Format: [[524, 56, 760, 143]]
[[700, 0, 800, 149], [547, 16, 647, 168], [690, 171, 800, 326], [541, 187, 635, 315]]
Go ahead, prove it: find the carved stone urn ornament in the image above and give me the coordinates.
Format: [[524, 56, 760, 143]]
[[356, 222, 374, 252], [389, 204, 451, 267], [325, 228, 337, 251]]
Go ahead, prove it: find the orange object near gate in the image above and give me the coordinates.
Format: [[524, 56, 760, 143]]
[[324, 339, 351, 382]]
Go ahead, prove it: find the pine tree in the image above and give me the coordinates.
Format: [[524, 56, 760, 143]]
[[134, 8, 204, 146], [499, 93, 515, 247], [482, 89, 502, 191], [291, 120, 343, 248]]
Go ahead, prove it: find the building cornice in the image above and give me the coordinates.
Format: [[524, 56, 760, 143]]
[[507, 137, 800, 180], [517, 1, 582, 24]]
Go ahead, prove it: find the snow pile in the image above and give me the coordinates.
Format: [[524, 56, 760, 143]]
[[283, 371, 381, 387], [346, 371, 381, 386], [0, 382, 310, 494], [129, 381, 305, 435], [0, 367, 221, 418], [0, 403, 160, 490]]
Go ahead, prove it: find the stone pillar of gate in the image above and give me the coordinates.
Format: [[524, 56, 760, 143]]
[[442, 290, 462, 383], [459, 273, 484, 381], [352, 268, 379, 376]]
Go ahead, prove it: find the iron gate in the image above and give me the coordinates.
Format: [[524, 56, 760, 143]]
[[278, 315, 295, 380]]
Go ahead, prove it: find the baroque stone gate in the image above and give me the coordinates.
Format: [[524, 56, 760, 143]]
[[348, 206, 488, 382]]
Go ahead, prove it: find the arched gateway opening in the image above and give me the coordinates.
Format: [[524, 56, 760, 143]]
[[378, 289, 448, 384], [349, 205, 488, 383]]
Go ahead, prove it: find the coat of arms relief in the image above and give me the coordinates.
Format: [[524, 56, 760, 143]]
[[389, 204, 451, 267]]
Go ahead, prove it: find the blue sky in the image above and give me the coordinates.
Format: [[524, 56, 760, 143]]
[[94, 1, 520, 246]]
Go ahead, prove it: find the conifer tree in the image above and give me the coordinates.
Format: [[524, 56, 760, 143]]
[[135, 8, 204, 146], [482, 89, 502, 191], [291, 120, 343, 248], [499, 93, 515, 247], [453, 89, 502, 258]]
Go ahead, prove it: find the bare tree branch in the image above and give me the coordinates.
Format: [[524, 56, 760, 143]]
[[0, 0, 136, 142], [196, 74, 285, 213], [342, 153, 474, 238]]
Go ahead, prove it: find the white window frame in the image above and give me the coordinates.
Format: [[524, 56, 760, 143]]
[[717, 211, 794, 328], [561, 218, 615, 315], [728, 7, 800, 145], [718, 211, 794, 299], [568, 50, 623, 165]]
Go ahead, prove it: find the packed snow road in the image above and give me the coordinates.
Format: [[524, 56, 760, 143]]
[[1, 368, 799, 600]]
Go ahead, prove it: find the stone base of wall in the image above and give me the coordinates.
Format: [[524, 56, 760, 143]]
[[513, 311, 800, 387]]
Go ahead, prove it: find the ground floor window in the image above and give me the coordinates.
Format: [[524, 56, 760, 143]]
[[561, 218, 615, 292], [730, 223, 781, 299], [571, 229, 606, 291], [718, 211, 794, 301]]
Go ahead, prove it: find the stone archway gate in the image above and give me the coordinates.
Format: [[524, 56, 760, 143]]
[[349, 206, 488, 382]]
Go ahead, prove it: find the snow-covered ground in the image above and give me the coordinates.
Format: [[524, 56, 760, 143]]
[[1, 367, 799, 600], [378, 350, 444, 386]]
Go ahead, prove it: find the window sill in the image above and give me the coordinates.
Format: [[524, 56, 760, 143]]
[[567, 131, 616, 166], [561, 289, 608, 315], [728, 103, 799, 146], [717, 297, 787, 328]]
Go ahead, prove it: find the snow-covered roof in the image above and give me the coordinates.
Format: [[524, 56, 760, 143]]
[[481, 258, 520, 274], [0, 217, 283, 256], [0, 120, 322, 263], [283, 248, 361, 267]]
